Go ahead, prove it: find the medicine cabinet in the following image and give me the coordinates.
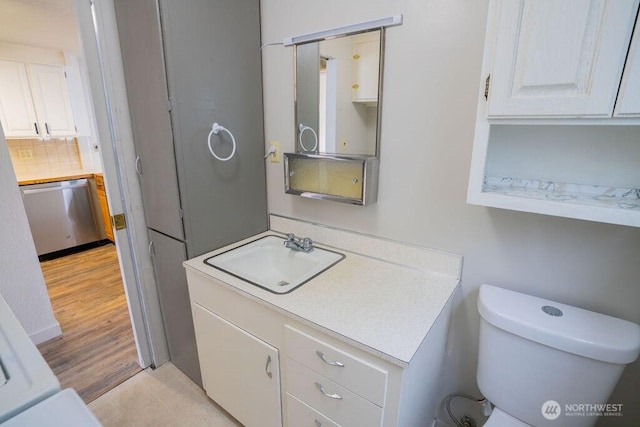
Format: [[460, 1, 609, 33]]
[[284, 15, 402, 206]]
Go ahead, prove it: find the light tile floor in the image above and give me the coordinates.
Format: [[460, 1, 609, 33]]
[[89, 362, 242, 426]]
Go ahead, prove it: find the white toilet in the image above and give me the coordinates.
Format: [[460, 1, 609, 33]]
[[476, 284, 640, 427]]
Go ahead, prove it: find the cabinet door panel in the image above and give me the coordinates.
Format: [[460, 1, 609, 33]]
[[114, 0, 185, 240], [0, 60, 39, 137], [28, 64, 76, 136], [192, 304, 282, 427], [148, 229, 201, 386], [488, 0, 638, 117], [614, 16, 640, 117]]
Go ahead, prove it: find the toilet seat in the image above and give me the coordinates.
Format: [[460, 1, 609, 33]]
[[484, 408, 532, 427]]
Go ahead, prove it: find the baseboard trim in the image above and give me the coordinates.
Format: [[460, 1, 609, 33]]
[[30, 322, 62, 345]]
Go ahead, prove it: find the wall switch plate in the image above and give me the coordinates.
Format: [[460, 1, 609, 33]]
[[269, 141, 281, 163]]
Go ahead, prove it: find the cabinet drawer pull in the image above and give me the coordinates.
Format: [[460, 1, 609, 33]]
[[315, 382, 342, 400], [265, 355, 273, 378], [316, 350, 345, 367]]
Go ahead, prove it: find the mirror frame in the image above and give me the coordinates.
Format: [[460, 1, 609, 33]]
[[293, 28, 386, 158]]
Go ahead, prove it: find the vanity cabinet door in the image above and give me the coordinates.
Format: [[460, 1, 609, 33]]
[[0, 60, 39, 138], [192, 304, 282, 427], [487, 0, 638, 118]]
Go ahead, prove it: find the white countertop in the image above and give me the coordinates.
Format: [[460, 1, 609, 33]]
[[184, 216, 461, 367]]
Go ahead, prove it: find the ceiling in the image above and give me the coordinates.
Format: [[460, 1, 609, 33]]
[[0, 0, 80, 52]]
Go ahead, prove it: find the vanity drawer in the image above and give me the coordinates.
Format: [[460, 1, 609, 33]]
[[285, 325, 387, 406], [287, 393, 341, 427], [286, 358, 383, 427]]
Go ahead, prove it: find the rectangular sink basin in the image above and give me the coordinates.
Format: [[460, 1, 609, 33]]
[[204, 235, 344, 294]]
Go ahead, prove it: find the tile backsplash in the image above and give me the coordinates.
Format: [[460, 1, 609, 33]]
[[7, 138, 82, 176]]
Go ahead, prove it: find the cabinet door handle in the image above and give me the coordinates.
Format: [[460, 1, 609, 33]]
[[265, 355, 272, 378], [135, 155, 142, 176], [148, 240, 155, 258], [316, 350, 345, 367], [34, 122, 39, 134], [315, 382, 342, 400], [45, 122, 50, 134]]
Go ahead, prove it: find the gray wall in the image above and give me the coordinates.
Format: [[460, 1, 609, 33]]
[[261, 0, 640, 425]]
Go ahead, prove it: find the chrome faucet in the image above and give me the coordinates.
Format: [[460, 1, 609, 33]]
[[284, 233, 314, 253]]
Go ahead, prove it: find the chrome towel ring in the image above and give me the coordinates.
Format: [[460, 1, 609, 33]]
[[298, 123, 318, 152], [207, 122, 236, 161]]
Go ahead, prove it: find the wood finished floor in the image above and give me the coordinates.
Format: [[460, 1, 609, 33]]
[[37, 243, 142, 404]]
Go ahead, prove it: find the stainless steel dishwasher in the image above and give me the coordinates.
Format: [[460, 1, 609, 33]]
[[21, 179, 100, 256]]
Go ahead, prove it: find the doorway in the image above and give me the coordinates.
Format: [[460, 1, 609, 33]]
[[0, 0, 148, 402]]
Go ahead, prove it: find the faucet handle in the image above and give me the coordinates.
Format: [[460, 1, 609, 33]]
[[286, 233, 296, 241], [302, 238, 313, 249]]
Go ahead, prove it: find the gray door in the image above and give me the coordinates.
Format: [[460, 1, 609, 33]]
[[114, 0, 185, 240], [148, 228, 201, 386], [160, 0, 268, 257]]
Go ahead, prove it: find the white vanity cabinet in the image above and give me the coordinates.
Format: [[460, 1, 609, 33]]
[[192, 304, 282, 427], [188, 271, 283, 427], [487, 0, 638, 118], [185, 252, 455, 427], [284, 325, 387, 426]]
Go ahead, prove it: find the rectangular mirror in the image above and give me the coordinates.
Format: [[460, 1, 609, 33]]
[[294, 28, 384, 156]]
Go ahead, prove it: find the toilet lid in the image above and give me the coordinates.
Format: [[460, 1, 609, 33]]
[[484, 408, 531, 427]]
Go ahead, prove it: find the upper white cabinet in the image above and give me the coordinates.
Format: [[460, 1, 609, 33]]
[[468, 0, 640, 227], [0, 60, 76, 138], [28, 64, 77, 137], [0, 60, 40, 137], [487, 0, 638, 118]]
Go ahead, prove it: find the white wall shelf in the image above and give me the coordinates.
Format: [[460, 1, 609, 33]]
[[468, 0, 640, 228]]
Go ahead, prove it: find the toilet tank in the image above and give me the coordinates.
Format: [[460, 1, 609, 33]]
[[476, 285, 640, 427]]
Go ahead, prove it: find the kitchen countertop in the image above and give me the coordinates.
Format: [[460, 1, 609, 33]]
[[17, 170, 102, 186], [184, 215, 462, 367]]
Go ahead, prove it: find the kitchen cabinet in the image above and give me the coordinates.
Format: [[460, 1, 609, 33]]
[[351, 32, 380, 106], [192, 304, 282, 427], [94, 174, 114, 242], [467, 0, 640, 227], [0, 60, 76, 138], [487, 0, 638, 118], [28, 64, 77, 137], [0, 60, 40, 137]]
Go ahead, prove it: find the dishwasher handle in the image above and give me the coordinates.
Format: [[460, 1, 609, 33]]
[[21, 180, 89, 195]]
